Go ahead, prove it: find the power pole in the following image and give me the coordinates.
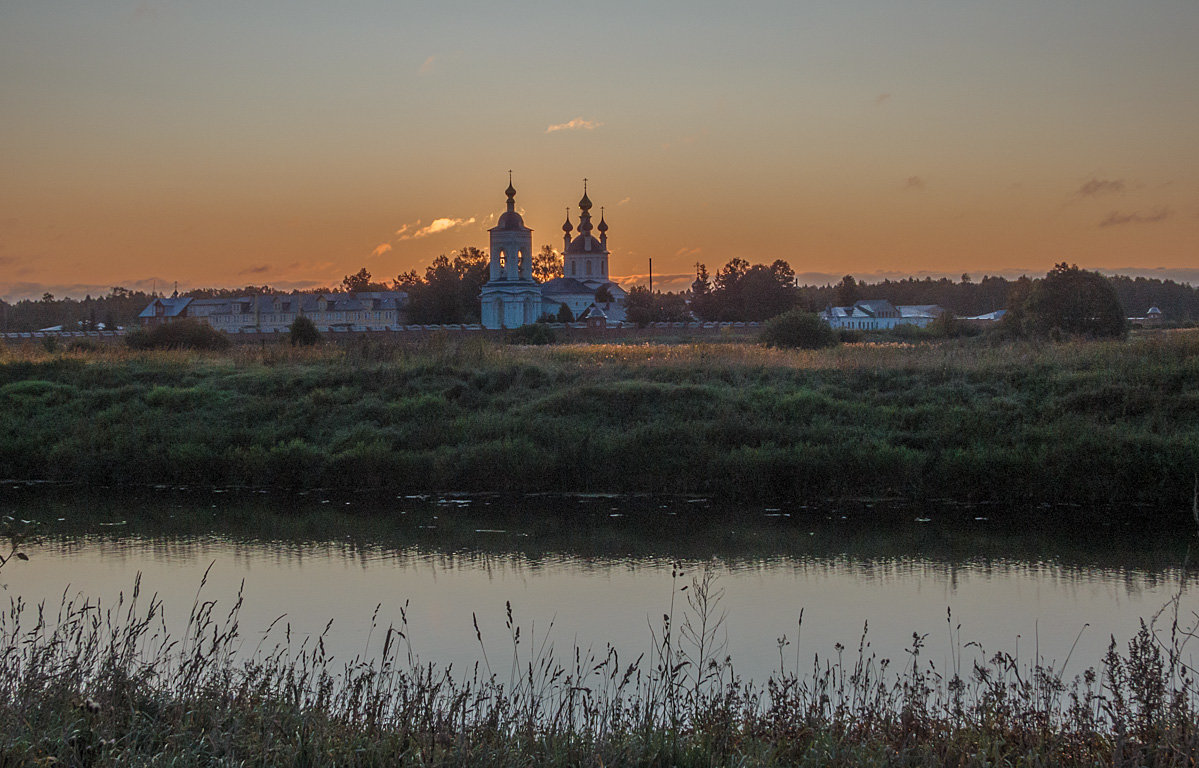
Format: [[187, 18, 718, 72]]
[[649, 257, 653, 293]]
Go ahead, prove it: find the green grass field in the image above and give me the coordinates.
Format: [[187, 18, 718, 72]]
[[1, 331, 1197, 514]]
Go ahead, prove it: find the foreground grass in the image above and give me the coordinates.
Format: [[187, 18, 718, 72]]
[[0, 332, 1197, 512], [3, 568, 1199, 767]]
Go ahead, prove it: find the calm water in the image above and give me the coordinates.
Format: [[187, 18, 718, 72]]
[[2, 486, 1195, 684]]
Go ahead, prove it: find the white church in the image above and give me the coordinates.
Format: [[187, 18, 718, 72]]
[[480, 178, 627, 329]]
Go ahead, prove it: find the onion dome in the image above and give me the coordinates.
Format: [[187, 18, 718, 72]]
[[562, 209, 573, 233], [597, 207, 608, 233], [493, 172, 529, 231]]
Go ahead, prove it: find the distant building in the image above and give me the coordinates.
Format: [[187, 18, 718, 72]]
[[479, 179, 542, 329], [1128, 306, 1164, 326], [139, 296, 193, 327], [139, 291, 408, 332], [820, 300, 943, 330]]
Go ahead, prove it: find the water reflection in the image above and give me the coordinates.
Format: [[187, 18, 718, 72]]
[[2, 484, 1196, 685]]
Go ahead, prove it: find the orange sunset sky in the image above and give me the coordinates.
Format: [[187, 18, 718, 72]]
[[2, 1, 1197, 301]]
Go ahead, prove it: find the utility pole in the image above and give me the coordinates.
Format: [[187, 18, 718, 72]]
[[648, 257, 653, 293]]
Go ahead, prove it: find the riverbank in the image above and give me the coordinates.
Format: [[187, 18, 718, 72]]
[[1, 332, 1196, 514]]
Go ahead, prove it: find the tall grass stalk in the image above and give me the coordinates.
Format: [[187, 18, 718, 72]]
[[4, 568, 1199, 766]]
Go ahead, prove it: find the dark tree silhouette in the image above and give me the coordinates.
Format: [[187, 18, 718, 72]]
[[399, 247, 489, 324], [289, 315, 320, 346], [835, 275, 860, 307], [532, 245, 563, 282], [1019, 263, 1126, 338]]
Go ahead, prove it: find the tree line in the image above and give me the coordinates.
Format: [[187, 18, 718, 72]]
[[4, 251, 1197, 332]]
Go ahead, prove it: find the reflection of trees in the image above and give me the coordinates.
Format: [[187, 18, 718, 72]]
[[23, 489, 1193, 596]]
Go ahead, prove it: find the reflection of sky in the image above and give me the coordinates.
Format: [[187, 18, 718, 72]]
[[7, 537, 1193, 686]]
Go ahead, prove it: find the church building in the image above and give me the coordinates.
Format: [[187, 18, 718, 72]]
[[480, 177, 627, 329], [540, 181, 628, 322], [480, 177, 542, 329]]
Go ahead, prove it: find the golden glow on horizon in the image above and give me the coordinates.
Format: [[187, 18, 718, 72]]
[[1, 1, 1196, 299]]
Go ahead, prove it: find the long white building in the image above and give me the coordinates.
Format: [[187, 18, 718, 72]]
[[820, 300, 943, 330], [139, 291, 408, 332]]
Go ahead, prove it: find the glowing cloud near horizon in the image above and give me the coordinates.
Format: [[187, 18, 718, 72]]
[[546, 117, 602, 133], [397, 217, 478, 241]]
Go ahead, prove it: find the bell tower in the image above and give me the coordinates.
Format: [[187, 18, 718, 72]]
[[480, 173, 542, 329]]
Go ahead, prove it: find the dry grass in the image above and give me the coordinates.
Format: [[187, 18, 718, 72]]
[[3, 564, 1199, 766]]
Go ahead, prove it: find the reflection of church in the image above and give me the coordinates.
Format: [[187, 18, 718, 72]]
[[480, 178, 627, 329]]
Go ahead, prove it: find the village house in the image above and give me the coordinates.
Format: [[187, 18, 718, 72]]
[[819, 300, 944, 330]]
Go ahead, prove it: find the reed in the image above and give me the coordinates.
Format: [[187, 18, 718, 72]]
[[3, 567, 1199, 766]]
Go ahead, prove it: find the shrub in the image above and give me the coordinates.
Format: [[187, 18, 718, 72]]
[[892, 323, 931, 341], [1018, 263, 1126, 338], [758, 309, 838, 349], [508, 323, 556, 345], [289, 315, 320, 346], [126, 320, 231, 351]]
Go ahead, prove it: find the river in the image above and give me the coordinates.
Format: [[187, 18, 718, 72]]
[[2, 484, 1194, 687]]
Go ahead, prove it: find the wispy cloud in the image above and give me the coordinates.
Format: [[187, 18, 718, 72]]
[[1099, 207, 1171, 227], [238, 264, 270, 275], [875, 93, 891, 105], [371, 243, 393, 257], [546, 117, 602, 133], [616, 196, 631, 206], [674, 246, 702, 259], [398, 216, 477, 240], [419, 55, 436, 74], [1076, 178, 1126, 197], [903, 176, 925, 191], [611, 273, 695, 292]]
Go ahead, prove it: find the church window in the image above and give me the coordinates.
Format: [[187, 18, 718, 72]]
[[586, 260, 592, 276], [571, 262, 576, 276]]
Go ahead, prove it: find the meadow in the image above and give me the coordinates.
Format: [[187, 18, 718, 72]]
[[0, 331, 1197, 515]]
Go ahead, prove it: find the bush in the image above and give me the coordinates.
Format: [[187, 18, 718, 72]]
[[892, 323, 931, 341], [507, 323, 556, 345], [1018, 263, 1126, 338], [759, 309, 838, 349], [289, 315, 320, 346], [125, 320, 231, 351]]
